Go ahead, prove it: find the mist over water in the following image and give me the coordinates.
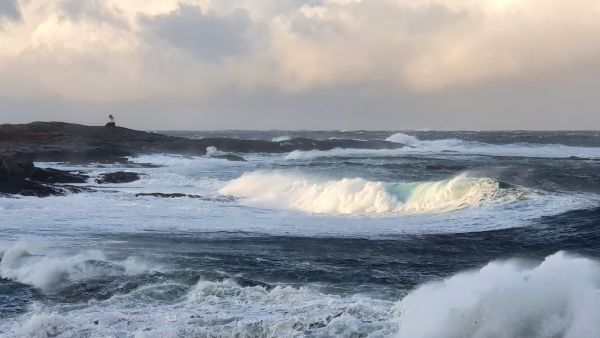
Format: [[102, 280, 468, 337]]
[[2, 130, 600, 337]]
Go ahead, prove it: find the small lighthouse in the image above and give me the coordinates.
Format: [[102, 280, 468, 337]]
[[105, 114, 116, 127]]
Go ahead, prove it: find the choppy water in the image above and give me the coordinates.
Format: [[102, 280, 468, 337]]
[[1, 131, 600, 337]]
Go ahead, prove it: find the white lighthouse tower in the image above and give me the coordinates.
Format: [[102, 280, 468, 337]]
[[106, 114, 116, 127]]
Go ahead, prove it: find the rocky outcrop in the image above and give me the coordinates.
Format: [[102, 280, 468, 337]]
[[96, 172, 142, 184], [0, 156, 89, 197], [0, 122, 405, 163]]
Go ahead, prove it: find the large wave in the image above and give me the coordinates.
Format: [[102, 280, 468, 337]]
[[220, 171, 525, 215], [394, 251, 600, 338]]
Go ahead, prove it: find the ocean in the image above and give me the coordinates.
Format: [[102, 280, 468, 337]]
[[1, 130, 600, 337]]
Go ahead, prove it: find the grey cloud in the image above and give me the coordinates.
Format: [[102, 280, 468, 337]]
[[60, 0, 126, 26], [0, 0, 21, 22], [141, 5, 258, 62], [289, 2, 466, 39]]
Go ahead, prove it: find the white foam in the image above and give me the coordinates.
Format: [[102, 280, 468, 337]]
[[5, 278, 396, 337], [394, 251, 600, 338], [5, 252, 600, 337], [385, 132, 421, 146], [272, 135, 292, 142], [205, 146, 218, 157], [0, 241, 157, 291], [285, 133, 600, 160], [220, 171, 524, 215]]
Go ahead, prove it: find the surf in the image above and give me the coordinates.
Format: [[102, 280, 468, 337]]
[[0, 242, 157, 292], [220, 171, 526, 215], [281, 133, 600, 160], [394, 251, 600, 338]]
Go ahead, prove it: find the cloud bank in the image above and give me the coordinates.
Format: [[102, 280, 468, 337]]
[[1, 0, 600, 129]]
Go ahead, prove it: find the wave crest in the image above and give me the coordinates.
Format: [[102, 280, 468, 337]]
[[220, 171, 524, 215], [385, 132, 420, 146]]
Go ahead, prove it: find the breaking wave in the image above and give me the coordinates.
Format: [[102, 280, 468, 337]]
[[5, 251, 600, 337], [279, 133, 600, 160], [6, 277, 395, 337], [0, 242, 157, 291], [385, 132, 600, 159], [272, 135, 292, 142], [220, 171, 525, 215], [394, 251, 600, 338]]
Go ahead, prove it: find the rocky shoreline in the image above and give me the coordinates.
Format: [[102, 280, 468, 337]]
[[0, 156, 90, 197], [0, 121, 405, 197]]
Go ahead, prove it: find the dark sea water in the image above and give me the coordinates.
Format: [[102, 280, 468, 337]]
[[1, 131, 600, 337]]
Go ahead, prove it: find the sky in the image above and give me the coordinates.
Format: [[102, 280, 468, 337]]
[[0, 0, 599, 130]]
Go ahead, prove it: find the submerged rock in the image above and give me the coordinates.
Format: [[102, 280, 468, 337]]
[[96, 172, 142, 184], [212, 154, 247, 162]]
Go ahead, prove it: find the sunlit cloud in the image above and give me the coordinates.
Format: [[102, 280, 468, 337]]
[[1, 0, 599, 129]]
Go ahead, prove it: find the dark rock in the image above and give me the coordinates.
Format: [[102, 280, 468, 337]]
[[212, 154, 247, 162], [0, 156, 90, 197], [0, 178, 59, 197], [135, 192, 195, 198], [0, 176, 89, 197], [232, 277, 273, 290], [96, 172, 142, 184], [0, 122, 406, 164], [105, 122, 116, 127], [135, 192, 235, 202], [30, 168, 87, 184], [0, 156, 35, 178]]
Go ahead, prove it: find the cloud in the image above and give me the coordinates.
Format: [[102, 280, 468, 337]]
[[0, 0, 21, 22], [270, 0, 600, 91], [141, 5, 258, 62], [0, 0, 600, 129]]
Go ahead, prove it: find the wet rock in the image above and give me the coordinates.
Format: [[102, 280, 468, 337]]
[[0, 178, 59, 197], [0, 156, 89, 197], [96, 172, 142, 184], [0, 122, 407, 164], [135, 192, 236, 202]]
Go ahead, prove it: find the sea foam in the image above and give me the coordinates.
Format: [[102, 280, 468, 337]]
[[6, 252, 600, 338], [284, 133, 600, 160], [0, 242, 157, 291], [394, 251, 600, 338]]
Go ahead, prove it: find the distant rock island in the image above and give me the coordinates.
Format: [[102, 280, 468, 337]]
[[0, 121, 405, 197]]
